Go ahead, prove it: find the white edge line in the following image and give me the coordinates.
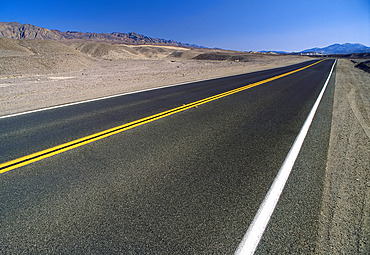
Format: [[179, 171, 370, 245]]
[[0, 60, 314, 120], [1, 73, 245, 120], [235, 59, 337, 255], [0, 69, 269, 120], [0, 79, 205, 119]]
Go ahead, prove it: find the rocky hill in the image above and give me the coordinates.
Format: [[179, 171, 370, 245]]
[[0, 22, 202, 48], [301, 43, 370, 54]]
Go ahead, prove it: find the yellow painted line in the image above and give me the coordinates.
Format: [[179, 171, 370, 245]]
[[0, 60, 325, 174]]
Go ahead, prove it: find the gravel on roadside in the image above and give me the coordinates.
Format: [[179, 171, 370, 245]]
[[316, 59, 369, 254]]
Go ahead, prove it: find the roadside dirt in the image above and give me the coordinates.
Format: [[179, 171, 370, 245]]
[[316, 59, 369, 254]]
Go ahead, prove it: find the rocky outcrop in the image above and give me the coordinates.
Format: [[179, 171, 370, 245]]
[[0, 22, 63, 40]]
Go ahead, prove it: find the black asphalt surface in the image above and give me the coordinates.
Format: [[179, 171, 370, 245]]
[[0, 59, 335, 254], [255, 62, 336, 254]]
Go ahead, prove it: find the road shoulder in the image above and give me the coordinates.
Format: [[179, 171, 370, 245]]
[[316, 59, 369, 254]]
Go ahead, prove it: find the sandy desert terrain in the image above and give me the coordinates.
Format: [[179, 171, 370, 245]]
[[0, 38, 310, 115], [0, 38, 368, 253]]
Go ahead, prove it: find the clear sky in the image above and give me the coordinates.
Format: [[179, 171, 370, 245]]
[[0, 0, 369, 52]]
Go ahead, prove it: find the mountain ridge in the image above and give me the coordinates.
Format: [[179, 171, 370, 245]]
[[0, 22, 203, 48]]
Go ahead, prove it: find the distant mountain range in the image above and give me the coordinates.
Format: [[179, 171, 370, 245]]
[[0, 22, 203, 48], [0, 22, 369, 54], [300, 43, 370, 54], [258, 43, 370, 55]]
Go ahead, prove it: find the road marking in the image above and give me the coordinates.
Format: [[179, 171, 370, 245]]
[[0, 61, 316, 120], [235, 59, 336, 255], [0, 82, 192, 119], [0, 60, 324, 174]]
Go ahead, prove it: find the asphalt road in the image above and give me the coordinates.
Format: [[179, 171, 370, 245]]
[[0, 59, 335, 254]]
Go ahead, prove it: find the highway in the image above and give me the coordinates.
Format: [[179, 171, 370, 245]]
[[0, 59, 336, 254]]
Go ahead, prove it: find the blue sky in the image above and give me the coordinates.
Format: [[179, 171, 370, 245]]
[[0, 0, 369, 52]]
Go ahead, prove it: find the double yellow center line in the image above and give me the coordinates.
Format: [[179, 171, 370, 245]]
[[0, 60, 324, 174]]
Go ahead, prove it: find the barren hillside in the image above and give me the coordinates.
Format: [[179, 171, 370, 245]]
[[0, 38, 92, 76], [0, 38, 310, 115], [0, 38, 311, 78]]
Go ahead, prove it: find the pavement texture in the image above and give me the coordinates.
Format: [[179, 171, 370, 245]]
[[255, 59, 335, 254], [0, 60, 337, 254]]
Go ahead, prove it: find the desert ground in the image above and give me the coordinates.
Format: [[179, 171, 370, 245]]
[[0, 38, 368, 253], [0, 38, 311, 115]]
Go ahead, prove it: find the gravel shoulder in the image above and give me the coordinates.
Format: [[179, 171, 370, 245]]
[[316, 59, 369, 254]]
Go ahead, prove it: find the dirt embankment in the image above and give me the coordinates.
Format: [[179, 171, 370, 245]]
[[352, 60, 370, 73], [316, 59, 369, 254]]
